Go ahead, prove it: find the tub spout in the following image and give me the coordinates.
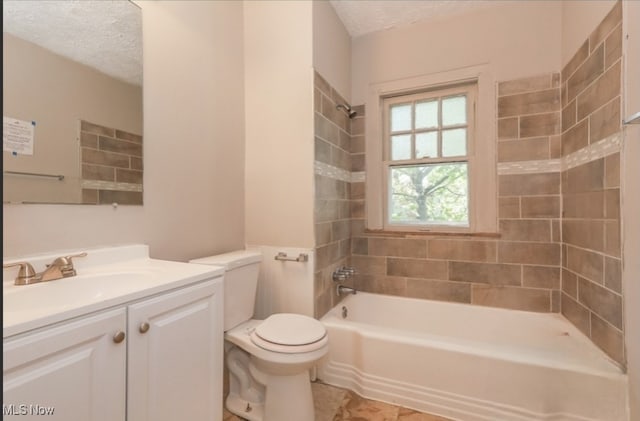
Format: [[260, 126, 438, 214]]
[[337, 285, 357, 296]]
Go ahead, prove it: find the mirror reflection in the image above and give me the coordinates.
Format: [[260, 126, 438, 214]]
[[2, 0, 143, 205]]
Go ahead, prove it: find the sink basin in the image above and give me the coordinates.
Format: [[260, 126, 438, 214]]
[[3, 244, 225, 338], [3, 270, 156, 315]]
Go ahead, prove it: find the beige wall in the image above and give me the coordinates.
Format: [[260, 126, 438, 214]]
[[312, 0, 351, 103], [244, 0, 315, 248], [561, 0, 618, 67], [3, 1, 246, 261], [623, 0, 640, 417], [351, 1, 562, 104], [3, 33, 142, 204], [141, 1, 245, 261]]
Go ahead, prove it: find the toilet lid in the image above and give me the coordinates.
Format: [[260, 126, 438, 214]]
[[253, 313, 326, 346]]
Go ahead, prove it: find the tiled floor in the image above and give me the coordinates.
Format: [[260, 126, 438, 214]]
[[223, 382, 453, 421]]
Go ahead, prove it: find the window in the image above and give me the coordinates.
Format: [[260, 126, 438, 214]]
[[383, 83, 476, 231]]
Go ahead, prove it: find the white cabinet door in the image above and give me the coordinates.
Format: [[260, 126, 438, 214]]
[[3, 308, 127, 421], [127, 279, 223, 421]]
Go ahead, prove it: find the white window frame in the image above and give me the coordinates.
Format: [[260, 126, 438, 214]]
[[365, 65, 497, 234], [382, 83, 477, 232]]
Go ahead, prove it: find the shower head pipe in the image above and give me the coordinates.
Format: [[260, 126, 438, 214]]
[[336, 103, 357, 119]]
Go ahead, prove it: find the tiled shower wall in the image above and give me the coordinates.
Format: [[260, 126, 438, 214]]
[[559, 1, 624, 365], [314, 72, 354, 318], [347, 74, 563, 313], [80, 120, 143, 205]]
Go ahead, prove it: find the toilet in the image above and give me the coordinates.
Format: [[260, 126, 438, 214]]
[[189, 250, 328, 421]]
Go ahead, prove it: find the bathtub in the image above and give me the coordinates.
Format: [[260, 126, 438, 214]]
[[318, 292, 628, 421]]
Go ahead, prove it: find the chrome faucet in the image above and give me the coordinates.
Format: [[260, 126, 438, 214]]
[[336, 285, 357, 296], [4, 252, 87, 285]]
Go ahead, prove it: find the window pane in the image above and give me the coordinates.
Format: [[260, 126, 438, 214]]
[[442, 95, 466, 126], [442, 128, 466, 157], [390, 104, 412, 132], [389, 163, 469, 226], [415, 100, 438, 130], [415, 132, 438, 159], [390, 134, 411, 160]]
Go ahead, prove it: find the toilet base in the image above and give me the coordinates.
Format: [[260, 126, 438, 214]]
[[226, 394, 264, 421]]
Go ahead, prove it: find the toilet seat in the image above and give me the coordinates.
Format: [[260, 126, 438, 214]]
[[250, 313, 327, 354]]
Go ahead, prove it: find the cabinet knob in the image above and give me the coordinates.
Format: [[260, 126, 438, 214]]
[[139, 322, 150, 334], [113, 331, 126, 344]]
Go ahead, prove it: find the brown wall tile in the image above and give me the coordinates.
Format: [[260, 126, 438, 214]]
[[567, 246, 604, 283], [350, 117, 364, 136], [589, 97, 620, 143], [563, 191, 604, 219], [314, 71, 331, 97], [523, 265, 560, 289], [351, 135, 365, 154], [499, 219, 551, 242], [99, 136, 142, 157], [604, 256, 622, 294], [82, 164, 115, 181], [98, 190, 142, 205], [561, 293, 590, 336], [351, 237, 368, 255], [604, 188, 620, 219], [351, 153, 365, 172], [562, 39, 589, 81], [82, 189, 98, 204], [562, 269, 578, 298], [605, 23, 622, 68], [131, 157, 143, 170], [80, 132, 98, 148], [590, 313, 624, 364], [82, 148, 130, 168], [550, 135, 562, 159], [115, 130, 142, 144], [449, 262, 521, 286], [561, 118, 588, 156], [498, 89, 560, 118], [406, 278, 470, 303], [498, 117, 519, 139], [315, 138, 331, 164], [589, 1, 622, 51], [115, 168, 143, 184], [521, 196, 560, 218], [350, 255, 387, 276], [519, 112, 561, 138], [564, 158, 604, 193], [499, 173, 560, 196], [498, 242, 560, 265], [605, 153, 620, 188], [567, 44, 604, 100], [576, 60, 621, 121], [428, 240, 496, 262], [604, 220, 621, 257], [81, 121, 115, 137], [499, 197, 520, 218], [578, 277, 622, 329], [562, 220, 605, 252], [498, 74, 552, 96], [472, 285, 550, 312], [316, 222, 332, 246], [498, 137, 549, 162], [356, 275, 407, 297], [387, 258, 448, 279], [562, 100, 577, 132], [369, 238, 427, 258]]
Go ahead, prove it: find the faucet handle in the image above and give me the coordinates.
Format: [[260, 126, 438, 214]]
[[49, 252, 87, 276], [3, 262, 39, 285]]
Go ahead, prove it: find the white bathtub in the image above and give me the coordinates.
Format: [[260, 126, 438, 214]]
[[318, 292, 628, 421]]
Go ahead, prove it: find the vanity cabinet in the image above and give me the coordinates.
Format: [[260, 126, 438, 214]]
[[3, 308, 128, 420], [3, 278, 223, 421]]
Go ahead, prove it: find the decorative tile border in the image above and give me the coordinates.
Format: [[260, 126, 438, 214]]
[[81, 180, 143, 192], [563, 132, 622, 171], [497, 159, 561, 175], [314, 161, 351, 182], [316, 132, 622, 181]]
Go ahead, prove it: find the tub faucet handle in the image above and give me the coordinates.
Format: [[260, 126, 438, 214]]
[[342, 266, 356, 276]]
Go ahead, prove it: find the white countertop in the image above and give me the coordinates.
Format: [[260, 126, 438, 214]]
[[3, 245, 224, 338]]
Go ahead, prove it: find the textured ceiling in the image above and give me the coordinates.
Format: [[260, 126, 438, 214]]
[[3, 0, 142, 86], [330, 0, 497, 38]]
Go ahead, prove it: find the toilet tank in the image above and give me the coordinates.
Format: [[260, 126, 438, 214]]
[[189, 250, 262, 331]]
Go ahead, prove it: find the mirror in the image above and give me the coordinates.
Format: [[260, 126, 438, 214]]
[[3, 0, 143, 205]]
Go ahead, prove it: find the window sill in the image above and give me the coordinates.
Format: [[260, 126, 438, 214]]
[[363, 229, 501, 239]]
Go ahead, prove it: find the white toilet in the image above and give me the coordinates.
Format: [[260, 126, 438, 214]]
[[189, 250, 328, 421]]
